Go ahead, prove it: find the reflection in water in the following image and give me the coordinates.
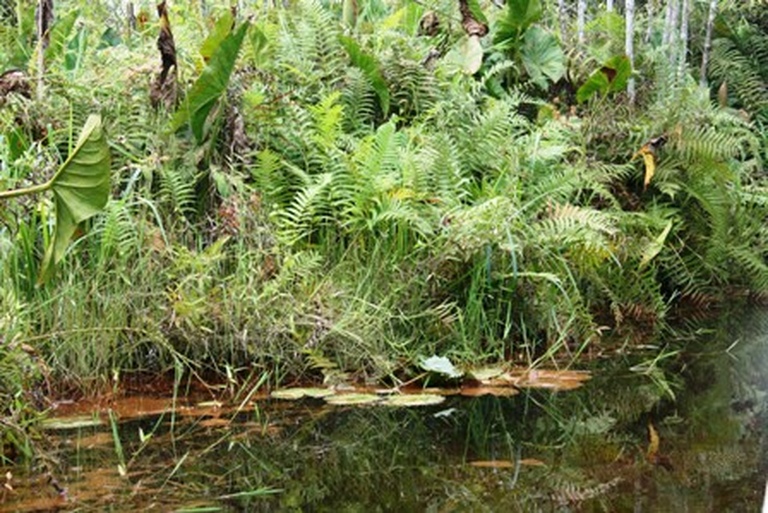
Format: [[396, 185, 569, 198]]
[[1, 308, 767, 511]]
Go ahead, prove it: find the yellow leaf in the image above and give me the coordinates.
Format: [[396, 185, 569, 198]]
[[642, 151, 656, 190], [647, 423, 660, 463]]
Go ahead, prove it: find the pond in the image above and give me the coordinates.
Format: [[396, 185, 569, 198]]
[[2, 307, 767, 511]]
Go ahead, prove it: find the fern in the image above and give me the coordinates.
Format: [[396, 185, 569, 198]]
[[159, 166, 197, 218]]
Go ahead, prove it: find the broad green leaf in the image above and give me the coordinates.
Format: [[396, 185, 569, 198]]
[[339, 36, 390, 115], [420, 355, 463, 378], [199, 11, 234, 62], [39, 114, 111, 282], [494, 0, 542, 48], [460, 35, 484, 75], [576, 55, 632, 103], [521, 26, 565, 89], [173, 22, 249, 143]]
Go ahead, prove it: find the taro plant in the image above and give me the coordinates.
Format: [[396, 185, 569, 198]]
[[0, 114, 110, 282]]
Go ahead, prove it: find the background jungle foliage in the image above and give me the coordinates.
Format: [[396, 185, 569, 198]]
[[0, 0, 766, 460]]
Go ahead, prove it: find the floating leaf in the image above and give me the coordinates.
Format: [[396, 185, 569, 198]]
[[173, 22, 249, 143], [420, 355, 463, 378], [271, 388, 335, 400], [325, 393, 382, 406], [382, 394, 446, 407], [511, 369, 591, 391], [41, 415, 103, 430], [39, 114, 111, 283], [468, 366, 506, 382], [460, 386, 520, 397], [469, 460, 514, 468]]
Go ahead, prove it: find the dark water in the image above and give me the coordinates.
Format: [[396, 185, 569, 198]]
[[2, 308, 767, 512]]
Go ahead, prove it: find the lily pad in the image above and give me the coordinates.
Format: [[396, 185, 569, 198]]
[[468, 366, 506, 382], [381, 394, 446, 407], [460, 386, 520, 397], [420, 355, 463, 379], [469, 460, 515, 468], [271, 388, 335, 400], [324, 393, 381, 406], [41, 415, 103, 430]]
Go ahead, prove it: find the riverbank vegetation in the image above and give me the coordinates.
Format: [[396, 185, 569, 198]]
[[1, 0, 766, 461]]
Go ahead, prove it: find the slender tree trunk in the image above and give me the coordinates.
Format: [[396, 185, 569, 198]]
[[606, 0, 613, 12], [662, 0, 675, 46], [644, 2, 653, 44], [700, 0, 717, 86], [678, 0, 689, 80], [36, 0, 53, 102], [577, 0, 587, 44], [126, 1, 135, 31], [558, 0, 568, 43], [626, 0, 636, 103]]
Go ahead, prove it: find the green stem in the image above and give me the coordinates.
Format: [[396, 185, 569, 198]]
[[0, 180, 52, 200]]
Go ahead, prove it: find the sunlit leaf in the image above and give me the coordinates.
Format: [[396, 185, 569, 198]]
[[271, 388, 335, 400], [460, 35, 484, 75], [468, 366, 506, 382], [200, 11, 234, 62], [460, 386, 520, 397], [420, 355, 463, 378], [39, 114, 111, 283], [173, 22, 249, 143], [41, 415, 103, 430], [382, 394, 446, 407], [639, 221, 673, 269]]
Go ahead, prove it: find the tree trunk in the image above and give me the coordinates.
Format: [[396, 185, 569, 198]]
[[606, 0, 613, 12], [36, 0, 53, 102], [644, 2, 653, 44], [577, 0, 587, 44], [558, 0, 568, 42], [678, 0, 689, 80], [700, 0, 717, 86], [626, 0, 635, 103]]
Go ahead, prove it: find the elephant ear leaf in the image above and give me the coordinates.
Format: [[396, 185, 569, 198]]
[[39, 114, 111, 283], [172, 22, 249, 143]]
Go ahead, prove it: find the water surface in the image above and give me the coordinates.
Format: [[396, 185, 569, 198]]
[[2, 307, 767, 511]]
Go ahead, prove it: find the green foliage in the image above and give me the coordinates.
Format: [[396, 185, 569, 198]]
[[173, 22, 249, 143], [577, 55, 632, 103], [339, 36, 390, 115], [40, 115, 111, 281]]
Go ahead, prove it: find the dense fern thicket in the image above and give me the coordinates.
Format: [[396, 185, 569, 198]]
[[0, 0, 766, 446]]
